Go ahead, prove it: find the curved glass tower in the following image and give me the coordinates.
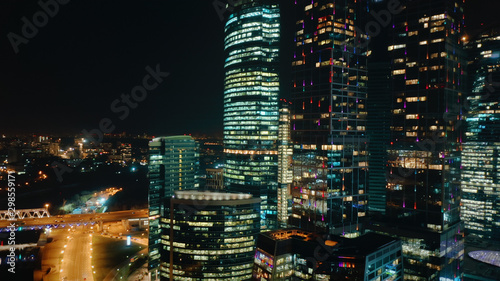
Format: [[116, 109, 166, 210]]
[[223, 0, 280, 230], [164, 191, 260, 280]]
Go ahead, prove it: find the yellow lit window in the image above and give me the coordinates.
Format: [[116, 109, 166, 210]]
[[393, 69, 406, 75], [406, 79, 419, 85]]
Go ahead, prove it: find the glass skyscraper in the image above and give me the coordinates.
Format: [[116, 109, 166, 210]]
[[290, 0, 369, 236], [148, 136, 199, 280], [278, 99, 293, 227], [223, 0, 280, 230], [162, 190, 260, 280], [379, 0, 466, 279], [462, 28, 500, 241]]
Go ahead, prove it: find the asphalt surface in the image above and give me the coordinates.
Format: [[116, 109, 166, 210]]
[[60, 228, 94, 281], [0, 209, 148, 228]]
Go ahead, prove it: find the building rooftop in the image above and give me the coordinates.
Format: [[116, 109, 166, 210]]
[[469, 251, 500, 268], [174, 190, 252, 201], [260, 228, 399, 257], [151, 135, 194, 142]]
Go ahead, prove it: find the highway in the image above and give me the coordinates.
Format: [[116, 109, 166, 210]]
[[60, 227, 94, 281], [0, 209, 148, 229]]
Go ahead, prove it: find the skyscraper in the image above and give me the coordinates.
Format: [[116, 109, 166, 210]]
[[278, 99, 293, 227], [378, 0, 466, 279], [366, 0, 394, 217], [205, 168, 224, 190], [148, 136, 199, 280], [290, 0, 369, 236], [462, 28, 500, 241], [223, 0, 280, 230], [163, 190, 260, 280]]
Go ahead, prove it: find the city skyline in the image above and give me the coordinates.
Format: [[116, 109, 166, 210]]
[[1, 1, 500, 281], [0, 0, 498, 136]]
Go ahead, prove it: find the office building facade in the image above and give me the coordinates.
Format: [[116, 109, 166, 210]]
[[253, 228, 403, 280], [278, 99, 293, 227], [205, 168, 224, 190], [223, 0, 281, 230], [462, 28, 500, 241], [290, 0, 369, 235], [163, 191, 260, 280], [383, 0, 465, 279], [148, 136, 199, 279]]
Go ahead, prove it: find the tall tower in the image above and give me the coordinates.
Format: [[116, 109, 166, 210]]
[[223, 0, 280, 230], [290, 0, 369, 236], [381, 0, 466, 279], [148, 136, 199, 280], [164, 191, 260, 280], [278, 99, 293, 227], [462, 28, 500, 241]]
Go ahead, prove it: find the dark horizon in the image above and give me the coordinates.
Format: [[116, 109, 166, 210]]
[[0, 0, 497, 136]]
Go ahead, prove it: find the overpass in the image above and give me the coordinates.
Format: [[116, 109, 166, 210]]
[[0, 209, 148, 230]]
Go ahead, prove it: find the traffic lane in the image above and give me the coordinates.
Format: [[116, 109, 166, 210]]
[[0, 209, 148, 227]]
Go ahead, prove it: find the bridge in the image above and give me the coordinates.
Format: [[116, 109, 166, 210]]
[[0, 208, 50, 220], [0, 209, 148, 230]]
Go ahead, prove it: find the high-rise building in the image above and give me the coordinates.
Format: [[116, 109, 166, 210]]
[[205, 168, 224, 190], [377, 0, 466, 279], [163, 190, 260, 280], [223, 0, 281, 230], [252, 228, 403, 280], [148, 136, 199, 280], [290, 0, 369, 236], [462, 28, 500, 241], [366, 0, 394, 217], [278, 99, 293, 227]]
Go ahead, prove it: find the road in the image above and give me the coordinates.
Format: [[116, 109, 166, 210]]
[[0, 209, 148, 228], [41, 226, 95, 281], [60, 228, 94, 281]]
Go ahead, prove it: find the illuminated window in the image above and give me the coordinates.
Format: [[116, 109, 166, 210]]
[[393, 69, 406, 75], [419, 17, 429, 23], [388, 44, 406, 51], [431, 14, 446, 20], [430, 26, 445, 33], [406, 96, 426, 102], [406, 79, 419, 85]]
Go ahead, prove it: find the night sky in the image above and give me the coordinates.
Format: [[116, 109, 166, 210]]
[[0, 0, 497, 136]]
